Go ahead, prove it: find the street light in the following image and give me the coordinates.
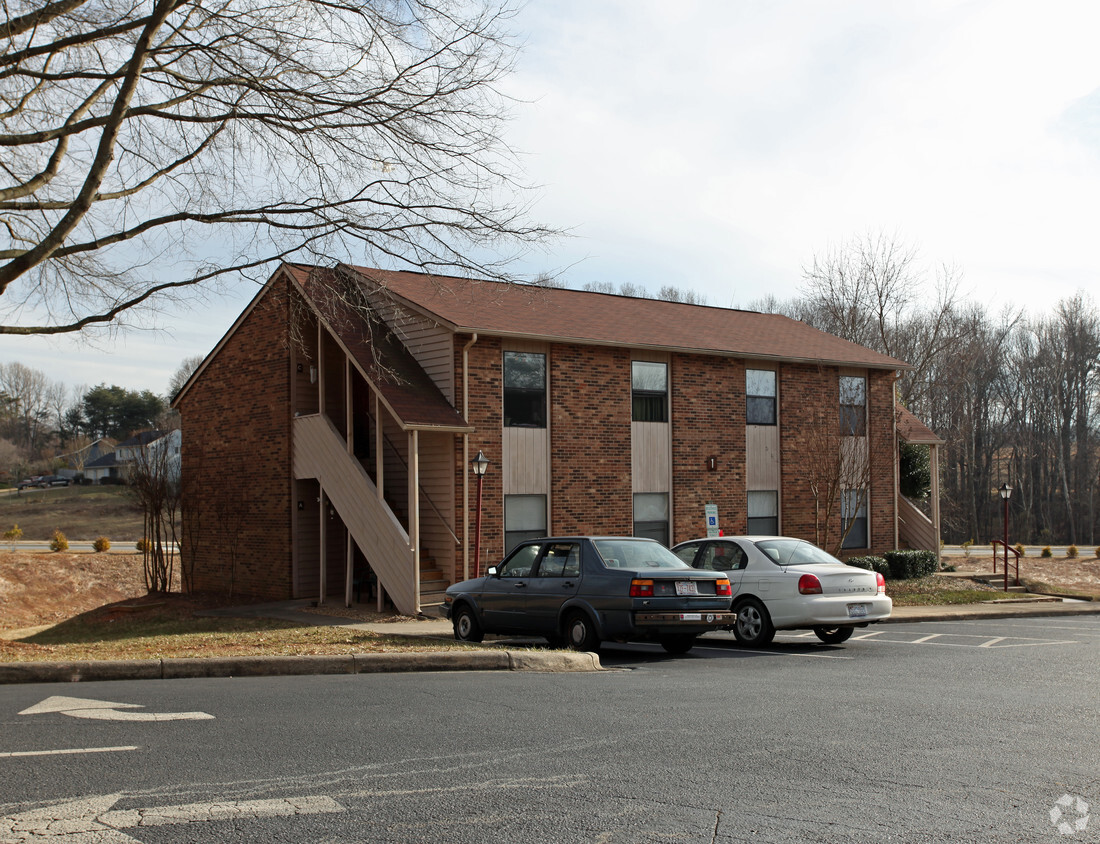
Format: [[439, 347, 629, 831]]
[[999, 483, 1012, 591], [471, 450, 490, 578]]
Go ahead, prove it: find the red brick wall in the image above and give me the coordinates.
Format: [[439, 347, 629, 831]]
[[779, 364, 897, 555], [671, 353, 747, 541], [548, 344, 632, 535], [177, 277, 294, 598]]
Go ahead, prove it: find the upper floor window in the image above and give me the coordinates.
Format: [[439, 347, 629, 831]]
[[839, 375, 867, 436], [503, 352, 546, 428], [632, 361, 668, 422], [746, 369, 777, 425]]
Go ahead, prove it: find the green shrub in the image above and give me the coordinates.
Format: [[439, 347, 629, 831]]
[[49, 529, 69, 552], [1014, 543, 1026, 557], [93, 536, 111, 552], [1066, 545, 1078, 559], [961, 539, 973, 559], [1041, 546, 1052, 558], [136, 537, 151, 552], [3, 524, 22, 550], [845, 555, 891, 578], [941, 563, 957, 572], [883, 549, 939, 580]]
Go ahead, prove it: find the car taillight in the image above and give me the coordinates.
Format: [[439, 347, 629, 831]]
[[798, 573, 823, 595], [629, 579, 654, 597], [716, 578, 732, 596], [876, 572, 886, 594]]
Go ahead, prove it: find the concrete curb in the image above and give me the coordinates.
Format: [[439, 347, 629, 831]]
[[885, 603, 1100, 624], [0, 649, 602, 685]]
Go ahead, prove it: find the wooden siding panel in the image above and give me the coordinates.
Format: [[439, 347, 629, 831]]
[[502, 427, 548, 493], [368, 291, 455, 404], [631, 422, 670, 492], [746, 426, 780, 489], [418, 431, 458, 579]]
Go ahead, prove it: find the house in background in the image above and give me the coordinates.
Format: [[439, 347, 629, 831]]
[[58, 437, 115, 479], [82, 429, 180, 484], [174, 263, 936, 616]]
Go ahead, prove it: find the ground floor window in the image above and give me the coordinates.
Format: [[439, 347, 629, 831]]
[[633, 492, 669, 546], [504, 494, 547, 554], [747, 490, 779, 535], [841, 489, 868, 549]]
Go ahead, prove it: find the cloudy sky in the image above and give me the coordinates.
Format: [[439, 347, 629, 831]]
[[6, 0, 1100, 395]]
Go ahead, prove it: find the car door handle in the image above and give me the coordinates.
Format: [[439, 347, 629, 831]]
[[514, 581, 526, 588], [563, 581, 576, 587]]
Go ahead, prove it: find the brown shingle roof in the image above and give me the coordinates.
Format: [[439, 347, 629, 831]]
[[896, 405, 945, 445], [344, 264, 911, 370], [288, 265, 470, 431]]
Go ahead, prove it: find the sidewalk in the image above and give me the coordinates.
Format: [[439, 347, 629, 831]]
[[2, 597, 1098, 686]]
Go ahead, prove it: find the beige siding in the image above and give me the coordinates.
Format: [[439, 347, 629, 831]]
[[631, 422, 670, 492], [418, 431, 458, 577], [368, 291, 455, 404], [746, 426, 780, 489], [503, 427, 549, 493]]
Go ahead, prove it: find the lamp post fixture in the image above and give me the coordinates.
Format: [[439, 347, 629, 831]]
[[999, 482, 1012, 591], [471, 450, 490, 578]]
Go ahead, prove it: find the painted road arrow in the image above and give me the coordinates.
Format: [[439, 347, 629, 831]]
[[1, 793, 344, 842], [19, 696, 214, 722]]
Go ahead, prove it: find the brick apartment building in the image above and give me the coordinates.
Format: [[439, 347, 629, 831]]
[[173, 263, 941, 615]]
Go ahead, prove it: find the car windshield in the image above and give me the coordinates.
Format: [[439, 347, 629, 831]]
[[753, 539, 841, 566], [593, 539, 691, 570]]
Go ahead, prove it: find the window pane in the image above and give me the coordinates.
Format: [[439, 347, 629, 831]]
[[632, 361, 667, 392], [839, 375, 866, 405], [841, 490, 868, 549], [504, 352, 545, 390], [747, 516, 779, 535], [748, 490, 778, 518], [505, 494, 547, 531], [633, 492, 668, 522], [633, 394, 667, 422], [747, 396, 776, 425], [746, 369, 776, 398]]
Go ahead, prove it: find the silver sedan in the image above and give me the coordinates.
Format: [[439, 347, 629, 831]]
[[672, 536, 892, 645]]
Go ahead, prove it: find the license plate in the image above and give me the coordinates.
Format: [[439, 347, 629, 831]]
[[679, 613, 702, 621], [675, 581, 699, 596], [847, 603, 869, 618]]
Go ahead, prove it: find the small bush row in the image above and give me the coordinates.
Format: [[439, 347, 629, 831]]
[[847, 549, 939, 580]]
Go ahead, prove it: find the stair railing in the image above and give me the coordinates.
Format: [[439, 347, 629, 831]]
[[990, 540, 1020, 591]]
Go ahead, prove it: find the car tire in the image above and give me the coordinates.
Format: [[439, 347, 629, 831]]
[[813, 626, 854, 645], [564, 611, 600, 652], [452, 605, 484, 643], [733, 598, 775, 647], [659, 634, 697, 654]]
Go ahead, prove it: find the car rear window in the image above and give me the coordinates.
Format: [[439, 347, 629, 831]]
[[593, 539, 691, 570], [754, 539, 841, 566]]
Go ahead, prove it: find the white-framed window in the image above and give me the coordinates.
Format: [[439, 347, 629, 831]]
[[747, 490, 779, 535], [503, 351, 546, 428], [632, 361, 668, 422], [840, 375, 867, 436], [633, 492, 669, 546], [504, 494, 547, 554], [841, 489, 868, 549], [746, 369, 777, 425]]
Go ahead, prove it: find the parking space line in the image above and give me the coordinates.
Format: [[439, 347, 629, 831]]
[[910, 633, 943, 644], [0, 745, 138, 758], [695, 645, 853, 660], [978, 637, 1006, 648], [851, 630, 886, 640]]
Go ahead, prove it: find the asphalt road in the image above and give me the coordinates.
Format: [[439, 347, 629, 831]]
[[1, 616, 1097, 843]]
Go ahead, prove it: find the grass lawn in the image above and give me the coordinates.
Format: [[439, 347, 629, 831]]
[[0, 593, 477, 663], [886, 576, 1004, 606], [0, 485, 143, 541]]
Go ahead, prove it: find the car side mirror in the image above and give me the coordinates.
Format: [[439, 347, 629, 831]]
[[487, 566, 499, 577]]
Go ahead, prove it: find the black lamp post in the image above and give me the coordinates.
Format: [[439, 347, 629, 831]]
[[471, 450, 490, 578], [999, 483, 1012, 591]]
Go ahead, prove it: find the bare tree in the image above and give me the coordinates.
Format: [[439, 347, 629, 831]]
[[0, 0, 552, 337], [167, 355, 204, 399], [129, 432, 179, 592], [0, 361, 52, 451]]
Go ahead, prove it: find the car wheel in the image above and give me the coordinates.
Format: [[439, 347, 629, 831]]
[[452, 605, 483, 643], [814, 626, 854, 645], [733, 598, 775, 646], [659, 634, 697, 655], [565, 611, 600, 652]]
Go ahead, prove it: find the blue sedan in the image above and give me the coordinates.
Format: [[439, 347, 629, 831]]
[[443, 536, 735, 653]]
